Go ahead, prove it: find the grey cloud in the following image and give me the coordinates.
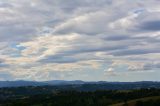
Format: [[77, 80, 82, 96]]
[[145, 62, 160, 69], [129, 62, 160, 71], [103, 35, 130, 41], [0, 59, 9, 67], [0, 0, 68, 42], [111, 48, 160, 56], [0, 63, 8, 67], [0, 2, 13, 8], [0, 26, 37, 42], [39, 55, 78, 64], [138, 20, 160, 31], [67, 45, 128, 54], [38, 44, 128, 64]]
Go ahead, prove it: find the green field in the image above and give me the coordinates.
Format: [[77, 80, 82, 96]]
[[111, 96, 160, 106]]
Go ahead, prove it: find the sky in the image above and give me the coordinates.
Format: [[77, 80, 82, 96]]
[[0, 0, 160, 81]]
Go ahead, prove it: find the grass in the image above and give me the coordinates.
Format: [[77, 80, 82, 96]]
[[110, 96, 160, 106]]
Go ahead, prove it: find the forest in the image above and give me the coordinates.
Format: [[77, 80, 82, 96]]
[[0, 86, 160, 106]]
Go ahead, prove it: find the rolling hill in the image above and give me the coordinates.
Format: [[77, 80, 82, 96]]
[[0, 80, 160, 90]]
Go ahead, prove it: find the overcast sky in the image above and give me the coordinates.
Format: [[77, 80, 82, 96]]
[[0, 0, 160, 81]]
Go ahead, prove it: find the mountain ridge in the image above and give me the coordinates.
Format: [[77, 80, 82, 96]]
[[0, 80, 160, 89]]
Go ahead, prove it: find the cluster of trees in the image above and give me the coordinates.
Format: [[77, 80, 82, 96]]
[[0, 87, 160, 106]]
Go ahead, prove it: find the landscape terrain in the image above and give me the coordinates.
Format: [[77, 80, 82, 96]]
[[0, 0, 160, 106], [0, 81, 160, 106]]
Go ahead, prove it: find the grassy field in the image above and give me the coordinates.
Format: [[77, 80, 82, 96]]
[[111, 96, 160, 106]]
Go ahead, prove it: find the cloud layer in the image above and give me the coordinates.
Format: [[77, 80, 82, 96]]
[[0, 0, 160, 81]]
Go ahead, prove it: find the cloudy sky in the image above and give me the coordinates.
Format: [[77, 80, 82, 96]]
[[0, 0, 160, 81]]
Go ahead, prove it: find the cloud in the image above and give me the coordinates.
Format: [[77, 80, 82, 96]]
[[111, 48, 160, 56], [104, 67, 120, 76], [103, 35, 130, 41], [0, 0, 160, 81], [0, 59, 9, 67], [54, 11, 110, 35], [138, 20, 160, 31]]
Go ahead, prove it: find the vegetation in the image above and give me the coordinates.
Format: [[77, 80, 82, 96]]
[[111, 96, 160, 106], [0, 86, 160, 106]]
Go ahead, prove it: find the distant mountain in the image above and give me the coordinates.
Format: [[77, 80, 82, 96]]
[[0, 80, 47, 88], [74, 81, 160, 91], [0, 80, 160, 90], [44, 80, 85, 85]]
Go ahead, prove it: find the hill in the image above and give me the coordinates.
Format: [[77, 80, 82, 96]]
[[111, 96, 160, 106], [0, 80, 47, 87], [0, 81, 160, 90]]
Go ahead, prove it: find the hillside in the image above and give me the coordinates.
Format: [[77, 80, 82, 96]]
[[111, 96, 160, 106]]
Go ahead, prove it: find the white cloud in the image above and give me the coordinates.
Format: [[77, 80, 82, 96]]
[[104, 67, 119, 76], [109, 13, 139, 30]]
